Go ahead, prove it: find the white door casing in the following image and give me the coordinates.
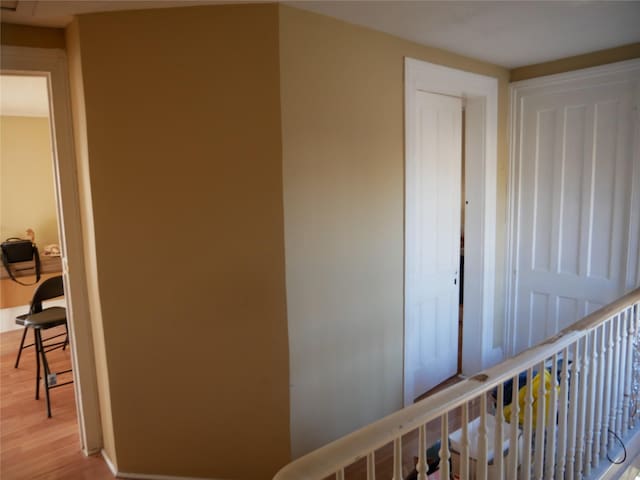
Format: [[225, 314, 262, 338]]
[[1, 47, 102, 454], [405, 91, 462, 402], [404, 58, 499, 406], [507, 59, 640, 355]]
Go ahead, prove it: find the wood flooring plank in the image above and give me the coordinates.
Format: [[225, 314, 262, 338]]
[[1, 326, 113, 479]]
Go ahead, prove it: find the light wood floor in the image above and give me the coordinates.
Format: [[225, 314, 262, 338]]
[[1, 326, 113, 479]]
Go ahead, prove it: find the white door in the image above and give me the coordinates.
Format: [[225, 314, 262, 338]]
[[510, 67, 640, 353], [405, 91, 462, 405]]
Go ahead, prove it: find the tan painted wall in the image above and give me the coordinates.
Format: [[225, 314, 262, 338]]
[[1, 23, 65, 49], [65, 19, 117, 463], [510, 43, 640, 82], [71, 4, 290, 479], [279, 5, 510, 457], [0, 115, 59, 247]]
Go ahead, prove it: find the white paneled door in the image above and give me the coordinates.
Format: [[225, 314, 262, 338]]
[[510, 62, 640, 354], [405, 91, 462, 404]]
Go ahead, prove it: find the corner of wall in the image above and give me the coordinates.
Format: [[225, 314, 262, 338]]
[[65, 18, 118, 467]]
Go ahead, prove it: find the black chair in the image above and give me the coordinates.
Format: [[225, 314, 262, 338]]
[[14, 275, 67, 368], [15, 275, 73, 417]]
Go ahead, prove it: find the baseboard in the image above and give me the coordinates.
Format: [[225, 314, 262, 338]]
[[101, 449, 118, 477], [101, 449, 230, 480]]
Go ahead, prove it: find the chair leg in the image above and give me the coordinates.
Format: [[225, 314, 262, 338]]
[[35, 329, 41, 400], [35, 330, 52, 418], [62, 324, 69, 351], [14, 327, 29, 368]]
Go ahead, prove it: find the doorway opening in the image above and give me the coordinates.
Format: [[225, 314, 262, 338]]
[[403, 58, 500, 406], [2, 46, 102, 459]]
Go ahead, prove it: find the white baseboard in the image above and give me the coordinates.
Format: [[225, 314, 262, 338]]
[[101, 449, 230, 480]]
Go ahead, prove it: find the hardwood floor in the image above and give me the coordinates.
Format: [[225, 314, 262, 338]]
[[1, 326, 113, 479]]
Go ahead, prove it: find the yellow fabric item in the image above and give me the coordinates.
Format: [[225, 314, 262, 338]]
[[504, 370, 557, 426]]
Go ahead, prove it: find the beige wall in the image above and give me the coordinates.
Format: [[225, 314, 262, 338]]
[[510, 43, 640, 82], [279, 5, 510, 457], [66, 19, 117, 463], [69, 4, 290, 479], [1, 23, 65, 49], [0, 115, 59, 247]]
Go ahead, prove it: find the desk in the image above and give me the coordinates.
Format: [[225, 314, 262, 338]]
[[0, 256, 62, 308]]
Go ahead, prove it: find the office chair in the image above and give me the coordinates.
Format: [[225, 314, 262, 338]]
[[15, 275, 73, 417]]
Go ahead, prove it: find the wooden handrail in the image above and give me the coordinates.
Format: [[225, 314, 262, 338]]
[[274, 287, 640, 480]]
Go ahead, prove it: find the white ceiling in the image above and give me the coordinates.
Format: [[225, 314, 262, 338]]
[[1, 1, 639, 68], [0, 75, 49, 117]]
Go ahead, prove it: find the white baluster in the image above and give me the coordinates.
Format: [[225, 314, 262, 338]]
[[534, 360, 546, 480], [632, 305, 640, 430], [509, 374, 520, 480], [617, 311, 628, 436], [366, 451, 376, 480], [477, 395, 488, 480], [567, 341, 580, 480], [593, 325, 606, 467], [576, 336, 589, 479], [440, 414, 451, 480], [556, 348, 569, 479], [608, 316, 620, 452], [584, 331, 597, 476], [495, 384, 504, 480], [624, 307, 636, 434], [522, 368, 534, 480], [601, 319, 614, 458], [336, 468, 344, 480], [545, 353, 559, 480], [462, 402, 470, 480], [393, 437, 402, 480], [416, 425, 428, 480]]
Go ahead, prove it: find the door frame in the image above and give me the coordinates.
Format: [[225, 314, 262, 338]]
[[404, 58, 500, 399], [1, 46, 102, 454], [505, 58, 640, 357]]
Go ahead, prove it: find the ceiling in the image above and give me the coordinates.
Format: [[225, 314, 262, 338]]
[[1, 1, 639, 68], [0, 75, 49, 117]]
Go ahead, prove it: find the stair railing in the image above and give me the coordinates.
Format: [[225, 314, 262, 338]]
[[274, 287, 640, 480]]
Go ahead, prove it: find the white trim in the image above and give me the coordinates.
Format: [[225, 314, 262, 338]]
[[505, 58, 640, 357], [1, 46, 102, 454], [102, 449, 231, 480], [101, 449, 118, 477], [511, 58, 640, 89], [404, 58, 500, 394]]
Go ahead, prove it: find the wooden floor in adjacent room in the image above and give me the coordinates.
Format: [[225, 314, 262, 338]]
[[0, 326, 113, 480]]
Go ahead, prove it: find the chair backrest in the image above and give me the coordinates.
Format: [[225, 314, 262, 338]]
[[30, 275, 64, 314]]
